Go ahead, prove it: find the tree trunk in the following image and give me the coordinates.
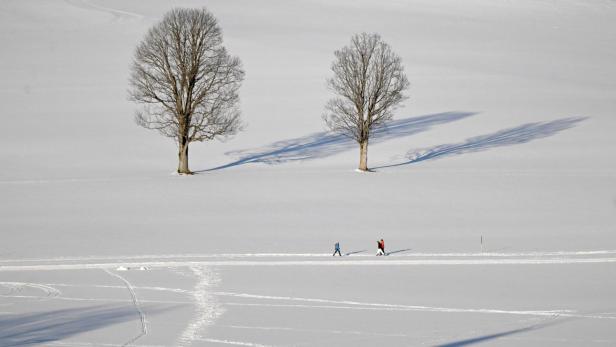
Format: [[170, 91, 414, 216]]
[[358, 139, 368, 171], [177, 140, 191, 174]]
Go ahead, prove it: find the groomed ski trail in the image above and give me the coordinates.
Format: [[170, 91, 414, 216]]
[[3, 249, 616, 264], [2, 256, 616, 272]]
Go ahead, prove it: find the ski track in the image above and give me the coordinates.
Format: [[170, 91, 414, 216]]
[[2, 257, 616, 272], [220, 303, 615, 320], [1, 251, 614, 345], [215, 292, 615, 320], [104, 269, 147, 347], [3, 249, 616, 264], [4, 293, 615, 321], [0, 175, 160, 186], [40, 282, 192, 295], [0, 282, 60, 298], [176, 266, 223, 347], [47, 342, 169, 347], [197, 338, 273, 347], [64, 0, 144, 20], [5, 282, 614, 321], [0, 294, 191, 305], [219, 324, 409, 337], [493, 335, 616, 345]]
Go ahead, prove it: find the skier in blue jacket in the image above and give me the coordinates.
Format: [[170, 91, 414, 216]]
[[333, 242, 342, 256]]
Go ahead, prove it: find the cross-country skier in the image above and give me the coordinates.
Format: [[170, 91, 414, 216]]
[[376, 239, 385, 256], [333, 242, 342, 256]]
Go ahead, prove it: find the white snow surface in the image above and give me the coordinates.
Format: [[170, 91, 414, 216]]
[[1, 0, 616, 346]]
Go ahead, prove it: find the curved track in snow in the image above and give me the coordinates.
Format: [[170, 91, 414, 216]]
[[104, 269, 148, 346], [0, 282, 61, 298]]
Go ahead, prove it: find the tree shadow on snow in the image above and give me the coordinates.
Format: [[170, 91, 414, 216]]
[[198, 111, 476, 172], [435, 316, 570, 347], [375, 117, 587, 170], [0, 304, 173, 346]]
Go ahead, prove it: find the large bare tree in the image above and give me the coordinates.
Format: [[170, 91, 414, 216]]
[[324, 33, 409, 171], [129, 8, 244, 174]]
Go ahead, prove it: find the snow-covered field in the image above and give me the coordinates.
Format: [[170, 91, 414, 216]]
[[1, 0, 616, 346]]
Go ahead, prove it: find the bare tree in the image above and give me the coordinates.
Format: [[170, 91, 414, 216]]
[[323, 33, 409, 171], [129, 8, 244, 174]]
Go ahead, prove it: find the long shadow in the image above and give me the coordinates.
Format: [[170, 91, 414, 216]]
[[435, 317, 567, 347], [376, 117, 586, 169], [385, 248, 412, 256], [0, 304, 172, 346], [198, 111, 476, 172], [344, 250, 367, 256]]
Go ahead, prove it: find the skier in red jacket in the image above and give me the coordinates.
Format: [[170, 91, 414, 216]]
[[377, 239, 385, 256]]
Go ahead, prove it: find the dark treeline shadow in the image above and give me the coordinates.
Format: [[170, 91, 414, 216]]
[[0, 304, 172, 347], [375, 117, 587, 170], [198, 111, 476, 172]]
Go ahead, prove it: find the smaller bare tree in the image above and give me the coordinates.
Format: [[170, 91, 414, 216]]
[[129, 8, 244, 174], [324, 33, 409, 171]]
